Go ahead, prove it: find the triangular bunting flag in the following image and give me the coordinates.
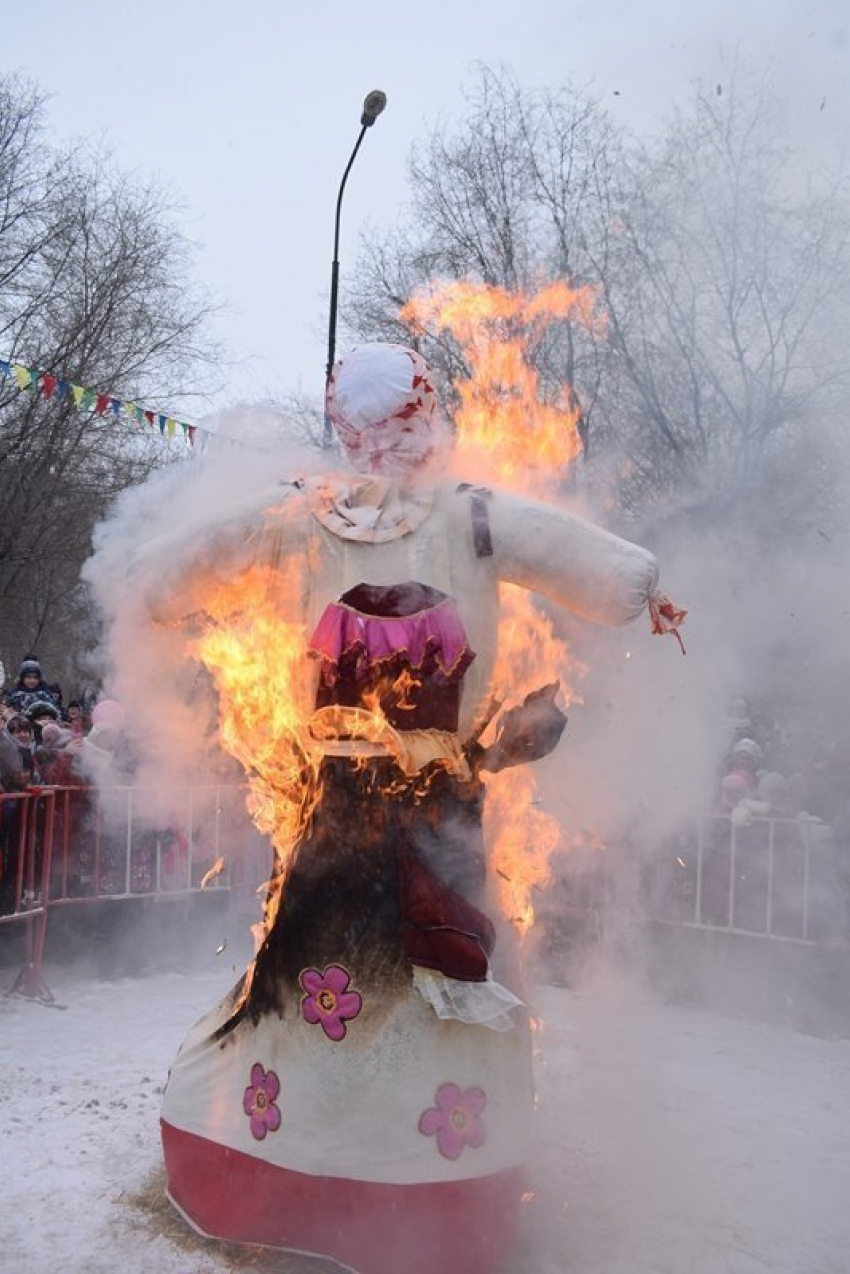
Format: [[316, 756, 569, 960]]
[[0, 352, 200, 447]]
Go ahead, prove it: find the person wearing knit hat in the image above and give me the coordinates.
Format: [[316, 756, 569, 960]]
[[723, 736, 763, 795], [90, 698, 125, 730], [732, 737, 763, 766], [26, 700, 60, 722], [718, 770, 751, 813], [6, 656, 61, 718], [34, 720, 74, 783], [39, 721, 73, 748], [25, 699, 61, 746]]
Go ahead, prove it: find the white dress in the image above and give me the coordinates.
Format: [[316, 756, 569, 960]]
[[150, 475, 658, 1274]]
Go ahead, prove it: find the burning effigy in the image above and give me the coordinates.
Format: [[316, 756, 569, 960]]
[[110, 336, 682, 1274]]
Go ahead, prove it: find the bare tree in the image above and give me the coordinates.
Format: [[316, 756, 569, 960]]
[[345, 66, 615, 434], [0, 75, 216, 688], [344, 65, 850, 533], [587, 73, 850, 523]]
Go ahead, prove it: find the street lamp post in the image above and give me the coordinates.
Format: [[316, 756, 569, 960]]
[[323, 90, 387, 446]]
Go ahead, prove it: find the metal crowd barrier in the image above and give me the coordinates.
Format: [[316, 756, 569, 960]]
[[1, 783, 262, 1003], [45, 783, 239, 904], [0, 788, 55, 998], [652, 814, 849, 946], [7, 794, 847, 1006]]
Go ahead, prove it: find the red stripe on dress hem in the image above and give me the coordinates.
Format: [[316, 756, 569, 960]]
[[162, 1120, 525, 1274]]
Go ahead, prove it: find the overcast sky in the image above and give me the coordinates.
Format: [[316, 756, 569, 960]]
[[5, 0, 849, 422]]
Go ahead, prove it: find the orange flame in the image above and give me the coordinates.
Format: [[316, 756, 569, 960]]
[[403, 278, 600, 933], [187, 561, 321, 908], [199, 855, 226, 889], [179, 277, 602, 947], [402, 278, 604, 495]]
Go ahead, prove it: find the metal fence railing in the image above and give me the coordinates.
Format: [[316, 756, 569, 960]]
[[45, 783, 243, 904], [1, 783, 262, 1002], [0, 788, 59, 999], [648, 814, 848, 946], [5, 796, 848, 1006]]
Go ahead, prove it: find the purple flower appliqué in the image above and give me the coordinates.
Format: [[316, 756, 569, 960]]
[[418, 1082, 487, 1160], [242, 1062, 282, 1140], [300, 964, 363, 1041]]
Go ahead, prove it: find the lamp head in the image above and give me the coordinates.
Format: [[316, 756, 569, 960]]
[[361, 90, 387, 127]]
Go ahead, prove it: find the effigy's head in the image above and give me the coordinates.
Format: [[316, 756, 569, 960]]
[[326, 343, 443, 478]]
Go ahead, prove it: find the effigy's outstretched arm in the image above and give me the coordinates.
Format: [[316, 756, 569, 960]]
[[487, 488, 660, 627], [130, 482, 305, 625]]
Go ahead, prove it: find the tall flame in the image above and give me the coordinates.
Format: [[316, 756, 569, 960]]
[[187, 560, 321, 940], [181, 277, 603, 944], [402, 278, 602, 932], [402, 278, 604, 495]]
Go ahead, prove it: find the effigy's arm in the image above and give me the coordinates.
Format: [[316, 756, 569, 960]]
[[130, 482, 305, 625], [487, 488, 661, 627]]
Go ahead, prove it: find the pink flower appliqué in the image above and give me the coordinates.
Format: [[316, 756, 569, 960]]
[[242, 1062, 282, 1140], [418, 1082, 487, 1160], [300, 964, 363, 1041]]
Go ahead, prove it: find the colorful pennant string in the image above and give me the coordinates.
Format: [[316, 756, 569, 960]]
[[0, 356, 198, 446]]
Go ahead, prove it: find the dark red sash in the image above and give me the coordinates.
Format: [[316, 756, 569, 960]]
[[398, 848, 495, 982]]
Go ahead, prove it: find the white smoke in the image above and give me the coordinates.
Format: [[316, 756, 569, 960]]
[[82, 402, 331, 830]]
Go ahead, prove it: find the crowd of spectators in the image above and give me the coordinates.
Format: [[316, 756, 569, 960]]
[[661, 693, 850, 942], [716, 694, 850, 837], [0, 656, 144, 785], [0, 656, 100, 791], [533, 691, 850, 980], [0, 655, 136, 912], [0, 654, 234, 922]]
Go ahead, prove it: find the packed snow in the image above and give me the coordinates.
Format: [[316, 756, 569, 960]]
[[2, 912, 849, 1274]]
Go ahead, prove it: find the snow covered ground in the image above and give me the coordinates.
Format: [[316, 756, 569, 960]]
[[2, 927, 850, 1274]]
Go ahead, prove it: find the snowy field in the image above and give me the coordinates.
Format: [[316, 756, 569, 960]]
[[2, 928, 850, 1274]]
